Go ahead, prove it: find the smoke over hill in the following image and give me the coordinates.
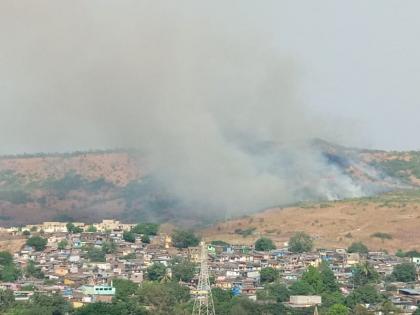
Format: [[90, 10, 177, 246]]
[[0, 2, 371, 216]]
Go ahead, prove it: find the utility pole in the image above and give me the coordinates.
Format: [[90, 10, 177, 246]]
[[192, 242, 216, 315]]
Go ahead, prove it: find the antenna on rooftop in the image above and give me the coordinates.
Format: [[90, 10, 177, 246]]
[[192, 242, 215, 315]]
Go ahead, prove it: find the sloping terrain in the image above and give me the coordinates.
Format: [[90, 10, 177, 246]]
[[0, 142, 420, 228], [203, 190, 420, 252]]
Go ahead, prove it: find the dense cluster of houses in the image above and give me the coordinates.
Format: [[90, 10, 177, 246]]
[[1, 220, 420, 313]]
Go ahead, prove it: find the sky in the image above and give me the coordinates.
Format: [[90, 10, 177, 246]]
[[1, 0, 420, 153]]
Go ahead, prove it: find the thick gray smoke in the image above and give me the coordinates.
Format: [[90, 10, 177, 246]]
[[0, 1, 365, 215]]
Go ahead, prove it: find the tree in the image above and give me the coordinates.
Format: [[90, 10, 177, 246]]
[[137, 281, 190, 314], [0, 251, 13, 266], [86, 225, 97, 233], [0, 264, 20, 281], [392, 262, 416, 282], [23, 230, 31, 236], [413, 308, 420, 315], [25, 260, 44, 279], [113, 278, 138, 301], [260, 267, 279, 283], [302, 266, 324, 294], [257, 283, 290, 303], [320, 262, 339, 292], [328, 304, 349, 315], [289, 280, 315, 295], [288, 232, 313, 253], [66, 222, 83, 234], [26, 236, 47, 251], [352, 262, 379, 287], [101, 240, 116, 254], [141, 235, 150, 244], [171, 257, 196, 282], [123, 231, 136, 243], [87, 247, 106, 262], [147, 263, 166, 281], [345, 285, 382, 309], [255, 237, 276, 251], [57, 239, 68, 250], [0, 289, 15, 311], [347, 242, 369, 254], [171, 229, 200, 248], [131, 223, 159, 236]]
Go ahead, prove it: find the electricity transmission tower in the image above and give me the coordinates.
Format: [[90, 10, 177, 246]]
[[192, 242, 215, 315]]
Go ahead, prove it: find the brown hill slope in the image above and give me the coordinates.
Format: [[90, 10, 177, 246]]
[[203, 191, 420, 253]]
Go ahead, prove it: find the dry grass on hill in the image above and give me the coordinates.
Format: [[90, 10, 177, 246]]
[[203, 191, 420, 253]]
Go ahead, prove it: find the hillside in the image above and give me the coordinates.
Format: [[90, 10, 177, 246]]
[[1, 142, 420, 228], [203, 190, 420, 252]]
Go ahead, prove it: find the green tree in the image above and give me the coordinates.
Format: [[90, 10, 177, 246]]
[[123, 231, 136, 243], [0, 264, 20, 281], [22, 230, 31, 236], [102, 240, 117, 254], [288, 232, 313, 253], [0, 251, 13, 266], [87, 247, 106, 262], [260, 267, 279, 283], [137, 281, 190, 314], [254, 237, 276, 251], [0, 289, 15, 311], [302, 266, 324, 294], [352, 262, 379, 287], [328, 304, 349, 315], [25, 260, 44, 279], [289, 280, 315, 295], [57, 239, 68, 250], [392, 262, 416, 282], [347, 242, 369, 254], [345, 285, 382, 309], [26, 236, 47, 251], [141, 235, 150, 244], [131, 223, 159, 236], [113, 278, 138, 301], [171, 229, 200, 248], [320, 262, 340, 292], [66, 222, 83, 234], [86, 225, 97, 233], [171, 257, 196, 282], [147, 263, 166, 281], [413, 308, 420, 315], [257, 283, 290, 303]]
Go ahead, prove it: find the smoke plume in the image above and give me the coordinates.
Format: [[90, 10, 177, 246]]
[[0, 1, 365, 215]]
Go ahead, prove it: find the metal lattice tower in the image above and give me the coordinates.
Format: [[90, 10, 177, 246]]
[[192, 242, 215, 315]]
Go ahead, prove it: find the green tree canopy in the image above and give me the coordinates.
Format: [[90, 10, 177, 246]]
[[57, 239, 68, 250], [123, 231, 136, 243], [25, 260, 44, 279], [131, 223, 159, 236], [345, 285, 383, 309], [113, 278, 138, 301], [66, 222, 83, 234], [288, 232, 313, 253], [352, 262, 379, 287], [327, 304, 349, 315], [260, 267, 279, 284], [171, 229, 200, 249], [26, 236, 47, 251], [254, 237, 276, 251], [87, 247, 106, 262], [147, 263, 167, 281], [347, 242, 369, 254], [0, 251, 13, 266], [392, 262, 416, 282], [86, 225, 97, 233], [171, 257, 196, 282]]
